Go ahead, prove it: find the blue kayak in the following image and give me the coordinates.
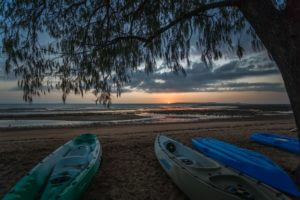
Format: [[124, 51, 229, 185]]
[[192, 138, 300, 197], [250, 132, 300, 154]]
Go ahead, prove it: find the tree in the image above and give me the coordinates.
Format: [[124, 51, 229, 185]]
[[0, 0, 299, 154]]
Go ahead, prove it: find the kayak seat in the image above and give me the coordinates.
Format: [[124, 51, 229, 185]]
[[49, 156, 89, 185], [56, 156, 89, 171], [209, 175, 255, 199], [50, 174, 72, 185], [67, 145, 90, 157]]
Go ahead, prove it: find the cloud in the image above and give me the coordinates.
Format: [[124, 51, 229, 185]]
[[127, 52, 285, 93], [0, 51, 285, 94]]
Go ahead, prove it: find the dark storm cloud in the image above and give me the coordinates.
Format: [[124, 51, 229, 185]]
[[127, 52, 285, 93]]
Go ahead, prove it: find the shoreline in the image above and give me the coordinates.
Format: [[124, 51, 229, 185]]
[[0, 117, 299, 199], [0, 114, 294, 131]]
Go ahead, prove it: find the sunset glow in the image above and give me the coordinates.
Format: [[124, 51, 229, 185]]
[[111, 91, 289, 104]]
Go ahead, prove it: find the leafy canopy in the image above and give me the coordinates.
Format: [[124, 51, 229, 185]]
[[0, 0, 262, 104]]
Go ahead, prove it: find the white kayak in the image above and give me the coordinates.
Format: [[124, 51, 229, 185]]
[[154, 135, 291, 200]]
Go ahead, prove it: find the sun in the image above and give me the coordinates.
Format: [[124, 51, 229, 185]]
[[158, 94, 177, 104], [165, 99, 175, 104]]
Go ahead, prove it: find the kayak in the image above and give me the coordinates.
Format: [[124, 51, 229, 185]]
[[250, 132, 300, 154], [192, 137, 300, 197], [155, 135, 290, 200], [3, 133, 102, 200]]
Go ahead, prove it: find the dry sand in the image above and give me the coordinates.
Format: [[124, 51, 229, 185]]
[[0, 117, 299, 199]]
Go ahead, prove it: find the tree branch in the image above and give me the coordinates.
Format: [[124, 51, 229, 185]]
[[84, 35, 149, 48], [63, 0, 88, 18], [83, 0, 241, 49], [147, 0, 241, 41]]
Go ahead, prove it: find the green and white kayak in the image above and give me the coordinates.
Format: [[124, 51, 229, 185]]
[[155, 135, 290, 200], [3, 133, 102, 200]]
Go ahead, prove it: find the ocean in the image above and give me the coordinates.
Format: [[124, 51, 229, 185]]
[[0, 103, 292, 129]]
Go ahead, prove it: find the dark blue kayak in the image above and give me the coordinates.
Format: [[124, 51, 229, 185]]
[[250, 132, 300, 154], [192, 138, 300, 197]]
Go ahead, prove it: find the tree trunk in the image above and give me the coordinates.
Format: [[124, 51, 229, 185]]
[[239, 0, 300, 192]]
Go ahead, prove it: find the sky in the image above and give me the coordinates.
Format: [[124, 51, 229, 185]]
[[0, 51, 290, 104]]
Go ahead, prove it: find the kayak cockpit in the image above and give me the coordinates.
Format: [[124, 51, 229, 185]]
[[67, 145, 90, 157], [50, 156, 89, 183], [40, 141, 98, 199], [47, 144, 92, 185]]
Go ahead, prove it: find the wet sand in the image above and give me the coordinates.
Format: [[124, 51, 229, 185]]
[[0, 117, 299, 199]]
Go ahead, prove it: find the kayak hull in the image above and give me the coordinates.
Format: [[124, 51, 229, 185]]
[[192, 137, 300, 197], [3, 133, 102, 200], [155, 135, 290, 200], [250, 132, 300, 154]]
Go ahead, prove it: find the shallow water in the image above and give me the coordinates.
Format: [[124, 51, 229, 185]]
[[137, 113, 235, 123], [0, 120, 94, 128], [0, 103, 291, 128], [0, 118, 157, 128]]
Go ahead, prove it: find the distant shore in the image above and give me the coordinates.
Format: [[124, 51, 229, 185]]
[[0, 117, 299, 199]]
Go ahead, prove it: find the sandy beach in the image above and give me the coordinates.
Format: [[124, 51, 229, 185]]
[[0, 116, 299, 199]]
